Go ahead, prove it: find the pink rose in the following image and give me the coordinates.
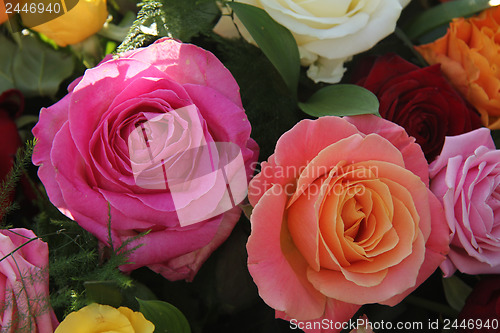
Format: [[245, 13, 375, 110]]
[[247, 115, 449, 332], [0, 228, 58, 332], [32, 38, 258, 281], [429, 128, 500, 276]]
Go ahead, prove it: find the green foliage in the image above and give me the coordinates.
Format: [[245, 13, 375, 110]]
[[298, 84, 380, 118], [0, 34, 74, 97], [0, 139, 36, 222], [210, 35, 301, 160], [84, 281, 123, 308], [228, 2, 300, 96], [138, 299, 192, 333], [45, 222, 137, 315], [117, 0, 220, 53], [83, 279, 158, 310], [491, 130, 500, 149], [31, 198, 147, 317], [48, 247, 99, 313], [404, 0, 491, 40], [442, 275, 473, 312], [48, 223, 150, 316]]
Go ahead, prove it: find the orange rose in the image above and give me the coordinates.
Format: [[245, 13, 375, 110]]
[[416, 6, 500, 129], [1, 0, 12, 24], [247, 116, 449, 331]]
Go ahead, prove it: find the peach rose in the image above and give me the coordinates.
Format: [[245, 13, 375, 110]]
[[247, 116, 449, 332], [416, 6, 500, 129]]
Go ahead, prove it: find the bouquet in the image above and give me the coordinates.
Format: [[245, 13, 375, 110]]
[[1, 0, 500, 332]]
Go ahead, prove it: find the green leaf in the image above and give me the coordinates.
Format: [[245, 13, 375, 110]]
[[117, 0, 219, 53], [238, 202, 253, 221], [0, 35, 17, 93], [99, 11, 136, 43], [298, 84, 379, 118], [84, 281, 123, 308], [1, 35, 74, 97], [215, 223, 258, 314], [213, 36, 301, 159], [15, 115, 39, 129], [492, 129, 500, 149], [442, 275, 473, 312], [120, 281, 157, 311], [228, 2, 300, 96], [404, 0, 492, 40], [138, 299, 191, 333]]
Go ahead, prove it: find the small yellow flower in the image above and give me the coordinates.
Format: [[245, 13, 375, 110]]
[[55, 303, 155, 333], [21, 0, 108, 46]]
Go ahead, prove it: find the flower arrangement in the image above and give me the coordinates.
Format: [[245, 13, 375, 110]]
[[1, 0, 500, 332]]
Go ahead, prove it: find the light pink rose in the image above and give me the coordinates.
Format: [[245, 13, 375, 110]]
[[0, 228, 58, 332], [429, 128, 500, 276], [32, 38, 259, 281], [247, 115, 449, 332]]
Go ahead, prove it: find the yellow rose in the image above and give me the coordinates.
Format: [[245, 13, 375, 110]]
[[55, 303, 155, 333], [21, 0, 108, 47]]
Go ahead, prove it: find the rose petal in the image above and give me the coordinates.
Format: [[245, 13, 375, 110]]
[[345, 115, 429, 185], [383, 192, 449, 305], [148, 207, 241, 281], [429, 128, 495, 177], [69, 59, 170, 163], [307, 231, 425, 305], [248, 184, 326, 320], [125, 38, 243, 108], [275, 298, 360, 333]]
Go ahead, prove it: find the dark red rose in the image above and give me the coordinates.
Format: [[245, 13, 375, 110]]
[[0, 89, 24, 219], [457, 276, 500, 333], [352, 53, 482, 161]]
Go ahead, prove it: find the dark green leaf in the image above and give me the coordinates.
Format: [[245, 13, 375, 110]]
[[215, 224, 258, 314], [442, 275, 473, 312], [404, 0, 492, 40], [117, 0, 219, 53], [298, 84, 379, 117], [492, 129, 500, 149], [0, 35, 16, 93], [84, 281, 123, 308], [238, 202, 253, 221], [213, 37, 301, 159], [229, 2, 300, 96], [138, 299, 191, 333], [6, 35, 74, 97], [120, 281, 157, 311]]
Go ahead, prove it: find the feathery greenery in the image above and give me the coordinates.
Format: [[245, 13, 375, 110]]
[[117, 0, 220, 53], [0, 139, 36, 223]]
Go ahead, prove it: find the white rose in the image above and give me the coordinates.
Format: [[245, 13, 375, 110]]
[[214, 0, 411, 84]]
